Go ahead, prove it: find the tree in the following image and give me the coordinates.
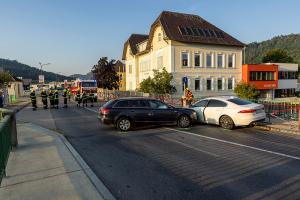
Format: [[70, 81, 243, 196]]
[[91, 57, 119, 90], [262, 49, 294, 63], [0, 71, 13, 87], [234, 82, 260, 100], [139, 68, 176, 94]]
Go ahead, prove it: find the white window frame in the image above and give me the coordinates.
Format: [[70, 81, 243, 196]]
[[181, 52, 190, 68], [194, 78, 200, 91], [228, 54, 235, 68], [206, 53, 212, 68], [217, 53, 224, 68], [194, 52, 202, 68]]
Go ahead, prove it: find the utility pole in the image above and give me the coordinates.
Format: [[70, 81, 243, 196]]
[[38, 62, 51, 84]]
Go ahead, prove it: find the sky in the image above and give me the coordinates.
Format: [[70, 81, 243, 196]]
[[0, 0, 300, 75]]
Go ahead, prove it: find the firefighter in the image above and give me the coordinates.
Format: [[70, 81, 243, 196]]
[[54, 90, 59, 109], [185, 88, 194, 107], [89, 92, 95, 107], [30, 89, 37, 110], [63, 88, 68, 108], [49, 89, 55, 109], [82, 91, 88, 107], [67, 88, 72, 102], [41, 89, 48, 109], [75, 89, 82, 107]]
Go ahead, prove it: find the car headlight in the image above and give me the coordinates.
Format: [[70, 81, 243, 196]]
[[191, 111, 197, 119]]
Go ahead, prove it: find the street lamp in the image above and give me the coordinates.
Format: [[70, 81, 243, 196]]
[[38, 62, 51, 75]]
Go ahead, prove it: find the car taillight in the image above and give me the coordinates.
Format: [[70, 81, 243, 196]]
[[238, 109, 256, 113], [100, 108, 110, 115]]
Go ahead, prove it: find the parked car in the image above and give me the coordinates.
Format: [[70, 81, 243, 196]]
[[191, 96, 266, 129], [98, 97, 197, 131]]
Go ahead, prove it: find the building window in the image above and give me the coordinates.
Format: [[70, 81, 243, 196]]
[[228, 78, 233, 90], [158, 33, 162, 42], [278, 71, 297, 79], [250, 71, 275, 81], [194, 53, 201, 67], [119, 74, 122, 81], [217, 78, 223, 90], [129, 65, 132, 74], [206, 53, 212, 67], [206, 79, 212, 91], [182, 52, 189, 67], [228, 54, 235, 68], [157, 56, 163, 69], [275, 88, 296, 98], [195, 79, 200, 91], [217, 54, 223, 68]]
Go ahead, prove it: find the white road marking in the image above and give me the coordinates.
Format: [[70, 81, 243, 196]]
[[165, 127, 300, 161], [162, 136, 220, 157]]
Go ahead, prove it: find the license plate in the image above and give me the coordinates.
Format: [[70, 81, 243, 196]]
[[256, 109, 263, 114]]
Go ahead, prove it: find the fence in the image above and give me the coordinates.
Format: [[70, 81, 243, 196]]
[[252, 100, 300, 121]]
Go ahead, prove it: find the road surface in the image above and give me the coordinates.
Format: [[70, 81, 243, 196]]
[[17, 98, 300, 200]]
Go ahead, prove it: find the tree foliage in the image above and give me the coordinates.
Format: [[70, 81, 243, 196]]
[[234, 82, 260, 100], [245, 34, 300, 65], [91, 57, 119, 90], [139, 68, 176, 94], [262, 49, 294, 63], [0, 71, 13, 87]]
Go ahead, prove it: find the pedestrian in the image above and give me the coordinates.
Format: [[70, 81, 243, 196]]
[[54, 90, 59, 109], [0, 90, 4, 108], [82, 91, 88, 107], [41, 89, 48, 109], [63, 88, 68, 108], [76, 89, 81, 107], [30, 89, 37, 110]]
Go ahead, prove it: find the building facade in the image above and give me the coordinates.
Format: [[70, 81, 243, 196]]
[[114, 60, 126, 91], [242, 63, 298, 99], [122, 11, 245, 97]]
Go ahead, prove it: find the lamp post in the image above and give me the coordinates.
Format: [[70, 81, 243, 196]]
[[39, 62, 51, 75]]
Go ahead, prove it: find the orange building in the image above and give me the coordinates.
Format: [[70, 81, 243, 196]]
[[242, 64, 278, 99]]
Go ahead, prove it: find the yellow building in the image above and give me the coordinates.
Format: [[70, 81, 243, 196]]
[[114, 60, 126, 91], [122, 11, 245, 97]]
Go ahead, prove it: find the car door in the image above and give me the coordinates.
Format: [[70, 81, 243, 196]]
[[192, 99, 209, 122], [127, 100, 153, 123], [149, 100, 177, 123], [203, 99, 227, 124]]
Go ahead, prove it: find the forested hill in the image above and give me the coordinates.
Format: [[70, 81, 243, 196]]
[[245, 34, 300, 65], [0, 58, 70, 82]]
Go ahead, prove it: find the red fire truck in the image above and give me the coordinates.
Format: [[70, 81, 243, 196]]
[[70, 79, 98, 101]]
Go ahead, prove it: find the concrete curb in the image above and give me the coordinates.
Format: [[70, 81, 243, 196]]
[[57, 134, 116, 200], [7, 101, 31, 113], [255, 125, 300, 135]]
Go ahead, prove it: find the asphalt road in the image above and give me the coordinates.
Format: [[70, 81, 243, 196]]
[[17, 98, 300, 200]]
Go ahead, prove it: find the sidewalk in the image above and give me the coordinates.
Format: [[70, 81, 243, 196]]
[[0, 122, 105, 200], [5, 96, 31, 112], [256, 116, 300, 135]]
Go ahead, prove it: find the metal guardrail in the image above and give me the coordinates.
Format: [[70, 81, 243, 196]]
[[0, 110, 17, 185]]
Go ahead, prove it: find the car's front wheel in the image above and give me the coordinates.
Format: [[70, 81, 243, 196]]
[[177, 115, 191, 128], [116, 117, 131, 132], [219, 115, 234, 130]]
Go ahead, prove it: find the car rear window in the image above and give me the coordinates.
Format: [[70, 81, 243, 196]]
[[102, 100, 116, 108], [227, 98, 252, 105]]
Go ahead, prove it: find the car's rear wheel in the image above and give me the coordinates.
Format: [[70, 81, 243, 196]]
[[117, 117, 131, 132], [219, 115, 234, 130], [177, 115, 191, 128]]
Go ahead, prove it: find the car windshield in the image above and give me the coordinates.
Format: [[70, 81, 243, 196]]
[[227, 98, 252, 105], [81, 82, 96, 87]]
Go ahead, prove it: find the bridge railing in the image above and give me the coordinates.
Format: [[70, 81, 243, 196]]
[[0, 110, 17, 185]]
